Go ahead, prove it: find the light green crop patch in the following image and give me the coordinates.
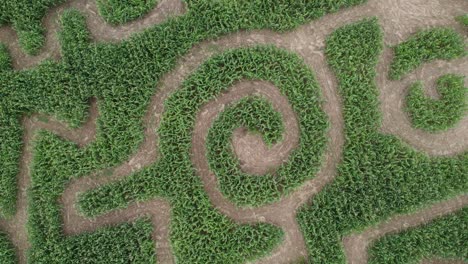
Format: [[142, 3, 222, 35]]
[[369, 208, 467, 264], [406, 74, 467, 132], [389, 28, 465, 80]]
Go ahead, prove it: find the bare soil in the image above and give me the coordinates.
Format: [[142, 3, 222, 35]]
[[0, 0, 466, 263]]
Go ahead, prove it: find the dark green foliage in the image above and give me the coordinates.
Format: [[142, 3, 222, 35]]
[[62, 219, 156, 263], [0, 0, 157, 53], [369, 208, 468, 264], [406, 74, 467, 132], [58, 9, 91, 63], [0, 233, 15, 264], [30, 129, 282, 263], [0, 44, 12, 71], [297, 18, 467, 264], [0, 0, 66, 54], [96, 0, 158, 25], [0, 116, 23, 218], [390, 28, 465, 80], [207, 97, 286, 203], [0, 0, 364, 219], [206, 81, 327, 206], [1, 1, 465, 262]]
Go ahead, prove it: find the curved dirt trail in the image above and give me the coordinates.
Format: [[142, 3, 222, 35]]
[[0, 0, 466, 263], [0, 99, 97, 264], [191, 80, 306, 261], [192, 80, 300, 178], [0, 0, 186, 70], [343, 195, 468, 264], [378, 50, 468, 156]]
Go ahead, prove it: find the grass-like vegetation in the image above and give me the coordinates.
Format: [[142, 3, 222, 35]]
[[368, 208, 467, 264], [0, 0, 66, 54], [1, 1, 368, 262], [96, 0, 158, 25], [0, 44, 12, 71], [61, 219, 155, 263], [389, 28, 465, 80], [27, 48, 289, 261], [297, 18, 467, 263], [406, 74, 467, 132], [456, 14, 468, 27], [0, 233, 15, 264], [204, 75, 327, 206], [27, 132, 170, 263]]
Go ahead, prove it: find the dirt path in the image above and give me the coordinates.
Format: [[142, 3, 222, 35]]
[[0, 0, 186, 69], [0, 0, 467, 263], [225, 82, 300, 176], [343, 195, 468, 264], [378, 49, 468, 156]]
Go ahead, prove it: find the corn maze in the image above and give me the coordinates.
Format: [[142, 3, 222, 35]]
[[0, 0, 467, 263]]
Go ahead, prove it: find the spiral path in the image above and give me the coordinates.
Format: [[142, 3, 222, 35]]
[[0, 0, 466, 263]]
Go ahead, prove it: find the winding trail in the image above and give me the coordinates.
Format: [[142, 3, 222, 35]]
[[343, 195, 468, 264], [378, 50, 468, 156], [0, 0, 466, 263], [218, 81, 300, 177], [191, 80, 305, 261]]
